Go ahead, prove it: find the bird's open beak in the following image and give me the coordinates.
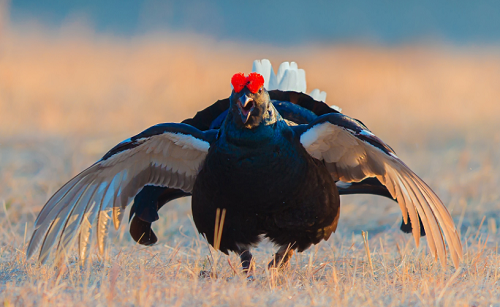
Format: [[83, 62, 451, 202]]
[[238, 94, 255, 124]]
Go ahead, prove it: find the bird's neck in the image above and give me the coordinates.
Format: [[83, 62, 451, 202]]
[[221, 105, 286, 147]]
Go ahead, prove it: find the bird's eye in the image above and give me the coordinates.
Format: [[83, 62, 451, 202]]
[[259, 87, 263, 93]]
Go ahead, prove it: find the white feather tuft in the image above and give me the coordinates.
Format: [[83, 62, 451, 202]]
[[251, 59, 331, 104], [330, 105, 341, 112], [276, 61, 290, 87], [309, 89, 328, 103], [279, 69, 298, 91], [297, 69, 307, 93], [252, 59, 276, 89]]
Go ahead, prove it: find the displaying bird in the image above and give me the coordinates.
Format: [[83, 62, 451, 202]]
[[27, 61, 463, 273], [129, 60, 423, 247]]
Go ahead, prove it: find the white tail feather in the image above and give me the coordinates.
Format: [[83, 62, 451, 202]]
[[276, 62, 290, 88], [279, 69, 299, 91], [252, 59, 329, 103]]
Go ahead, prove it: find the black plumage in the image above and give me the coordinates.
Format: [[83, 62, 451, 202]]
[[130, 92, 425, 247], [26, 74, 462, 271]]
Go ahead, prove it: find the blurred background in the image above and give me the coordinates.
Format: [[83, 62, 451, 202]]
[[1, 0, 500, 246], [2, 0, 500, 138], [7, 0, 500, 44]]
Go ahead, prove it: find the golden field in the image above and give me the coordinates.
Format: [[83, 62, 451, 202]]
[[1, 16, 500, 307]]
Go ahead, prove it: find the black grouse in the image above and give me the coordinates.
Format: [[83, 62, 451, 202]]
[[27, 66, 463, 271], [129, 89, 425, 247]]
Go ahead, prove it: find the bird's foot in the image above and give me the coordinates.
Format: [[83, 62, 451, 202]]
[[239, 248, 255, 276], [268, 245, 294, 270]]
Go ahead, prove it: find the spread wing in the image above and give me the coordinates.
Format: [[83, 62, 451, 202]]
[[294, 113, 463, 267], [27, 123, 217, 264]]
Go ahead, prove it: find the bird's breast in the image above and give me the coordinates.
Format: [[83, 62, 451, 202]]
[[194, 138, 308, 212]]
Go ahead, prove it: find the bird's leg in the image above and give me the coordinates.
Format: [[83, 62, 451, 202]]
[[238, 248, 254, 276], [268, 244, 295, 269], [231, 246, 255, 281]]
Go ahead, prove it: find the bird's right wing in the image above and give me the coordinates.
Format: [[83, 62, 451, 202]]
[[27, 123, 217, 264]]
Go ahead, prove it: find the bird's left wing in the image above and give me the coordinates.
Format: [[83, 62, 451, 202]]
[[293, 113, 462, 267], [27, 123, 217, 264]]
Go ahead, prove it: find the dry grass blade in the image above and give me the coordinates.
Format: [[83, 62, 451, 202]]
[[362, 231, 374, 277], [209, 208, 226, 278]]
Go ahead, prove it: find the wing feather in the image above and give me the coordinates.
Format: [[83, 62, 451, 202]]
[[38, 176, 93, 263], [27, 124, 213, 263], [56, 179, 98, 255], [297, 115, 463, 267], [31, 173, 88, 234], [398, 174, 438, 260], [394, 174, 421, 247], [80, 182, 108, 259], [110, 171, 126, 230], [79, 202, 98, 262], [96, 181, 114, 255]]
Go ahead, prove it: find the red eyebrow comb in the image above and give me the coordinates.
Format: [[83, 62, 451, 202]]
[[231, 72, 264, 93]]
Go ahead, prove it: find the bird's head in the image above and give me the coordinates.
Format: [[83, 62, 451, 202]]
[[229, 72, 274, 129]]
